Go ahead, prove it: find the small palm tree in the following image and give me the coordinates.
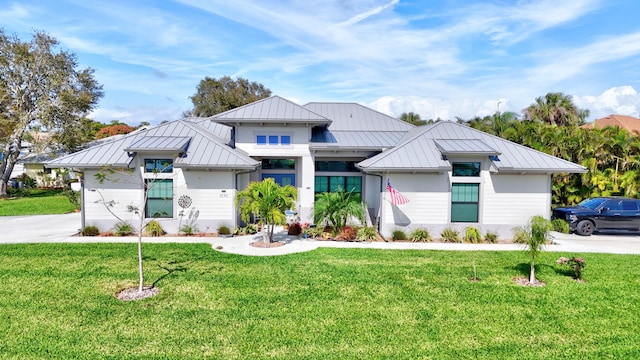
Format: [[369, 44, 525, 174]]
[[236, 178, 297, 244], [313, 189, 365, 236], [514, 215, 553, 284]]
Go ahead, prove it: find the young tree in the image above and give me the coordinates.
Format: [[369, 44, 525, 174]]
[[514, 215, 553, 284], [0, 29, 103, 196], [188, 76, 271, 117], [235, 178, 297, 244]]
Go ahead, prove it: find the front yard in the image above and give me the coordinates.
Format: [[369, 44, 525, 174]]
[[0, 189, 78, 216], [1, 243, 638, 358]]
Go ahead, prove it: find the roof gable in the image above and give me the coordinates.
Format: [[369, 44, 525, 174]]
[[211, 96, 331, 126]]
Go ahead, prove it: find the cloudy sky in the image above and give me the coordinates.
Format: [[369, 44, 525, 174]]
[[2, 0, 640, 125]]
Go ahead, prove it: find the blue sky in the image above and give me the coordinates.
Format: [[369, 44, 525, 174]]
[[2, 0, 640, 125]]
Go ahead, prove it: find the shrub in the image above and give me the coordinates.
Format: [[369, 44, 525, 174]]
[[305, 226, 324, 239], [463, 226, 482, 243], [556, 256, 587, 280], [409, 228, 431, 242], [441, 227, 460, 243], [63, 189, 80, 207], [113, 222, 134, 236], [144, 220, 165, 237], [244, 224, 258, 234], [392, 229, 407, 241], [180, 224, 199, 236], [288, 222, 303, 236], [335, 226, 358, 241], [551, 219, 570, 234], [15, 173, 36, 189], [217, 225, 231, 236], [356, 226, 378, 241], [81, 225, 100, 236], [484, 231, 498, 244]]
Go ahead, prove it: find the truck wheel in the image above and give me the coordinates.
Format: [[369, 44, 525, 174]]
[[576, 220, 594, 236]]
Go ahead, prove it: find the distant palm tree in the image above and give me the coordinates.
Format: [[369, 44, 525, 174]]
[[399, 112, 428, 126], [523, 92, 589, 126], [236, 178, 297, 244]]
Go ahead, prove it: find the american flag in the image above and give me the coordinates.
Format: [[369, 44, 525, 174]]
[[387, 179, 409, 205]]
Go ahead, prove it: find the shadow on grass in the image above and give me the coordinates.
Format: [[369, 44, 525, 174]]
[[510, 263, 556, 277]]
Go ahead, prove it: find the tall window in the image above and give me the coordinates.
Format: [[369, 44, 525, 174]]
[[145, 159, 173, 173], [145, 179, 173, 218], [451, 183, 479, 222], [452, 162, 480, 177], [314, 176, 362, 194]]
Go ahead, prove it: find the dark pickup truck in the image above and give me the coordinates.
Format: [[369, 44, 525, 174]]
[[552, 197, 640, 236]]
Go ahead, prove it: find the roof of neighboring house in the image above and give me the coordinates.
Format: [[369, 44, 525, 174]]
[[582, 114, 640, 133], [211, 96, 332, 126], [358, 121, 587, 174], [46, 120, 259, 170], [305, 102, 414, 149]]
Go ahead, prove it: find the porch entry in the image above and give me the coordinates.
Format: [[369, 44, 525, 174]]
[[262, 173, 295, 187]]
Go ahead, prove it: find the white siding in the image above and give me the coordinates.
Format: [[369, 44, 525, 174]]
[[483, 173, 551, 225]]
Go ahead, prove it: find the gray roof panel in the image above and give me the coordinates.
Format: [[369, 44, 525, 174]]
[[124, 136, 191, 152], [212, 96, 331, 126], [310, 130, 406, 149], [434, 139, 500, 155], [304, 102, 414, 131]]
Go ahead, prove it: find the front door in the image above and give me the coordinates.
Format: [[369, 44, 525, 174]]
[[262, 173, 295, 187]]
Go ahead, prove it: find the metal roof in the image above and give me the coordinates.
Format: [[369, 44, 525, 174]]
[[359, 121, 587, 174], [47, 120, 259, 170], [434, 139, 500, 155], [309, 130, 406, 149], [211, 96, 331, 126], [124, 136, 191, 152], [304, 102, 414, 132]]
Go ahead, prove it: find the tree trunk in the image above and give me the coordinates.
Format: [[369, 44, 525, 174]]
[[138, 234, 145, 292], [529, 261, 536, 283], [0, 179, 6, 197]]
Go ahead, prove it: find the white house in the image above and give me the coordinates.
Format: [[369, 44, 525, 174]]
[[47, 96, 586, 238]]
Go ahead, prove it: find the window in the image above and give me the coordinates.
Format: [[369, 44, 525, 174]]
[[280, 135, 291, 145], [257, 134, 291, 145], [256, 135, 267, 145], [315, 161, 359, 172], [268, 135, 279, 145], [145, 179, 173, 218], [144, 159, 173, 173], [452, 162, 480, 177], [314, 176, 362, 194], [451, 183, 479, 222], [261, 159, 295, 169]]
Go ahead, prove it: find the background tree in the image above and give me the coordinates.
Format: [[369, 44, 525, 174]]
[[399, 112, 429, 126], [523, 92, 589, 126], [0, 29, 103, 196], [95, 123, 136, 139], [188, 76, 271, 117], [235, 178, 297, 244]]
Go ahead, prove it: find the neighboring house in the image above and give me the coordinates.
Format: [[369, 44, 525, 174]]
[[581, 114, 640, 134], [47, 96, 586, 238]]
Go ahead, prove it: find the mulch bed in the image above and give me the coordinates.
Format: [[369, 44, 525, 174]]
[[512, 276, 546, 287], [115, 286, 160, 301]]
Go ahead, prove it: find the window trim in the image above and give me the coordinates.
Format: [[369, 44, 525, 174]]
[[451, 182, 479, 223], [145, 179, 174, 218]]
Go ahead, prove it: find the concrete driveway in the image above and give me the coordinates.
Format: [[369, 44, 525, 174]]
[[0, 212, 82, 243]]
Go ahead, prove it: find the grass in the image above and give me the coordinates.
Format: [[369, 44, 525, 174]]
[[1, 244, 639, 359], [0, 189, 78, 216]]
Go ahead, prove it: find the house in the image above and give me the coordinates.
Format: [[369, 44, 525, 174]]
[[581, 114, 640, 134], [47, 96, 586, 238]]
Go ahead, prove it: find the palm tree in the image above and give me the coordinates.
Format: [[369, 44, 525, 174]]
[[399, 112, 428, 126], [313, 189, 365, 236], [235, 178, 297, 244], [514, 215, 553, 284], [523, 92, 589, 126]]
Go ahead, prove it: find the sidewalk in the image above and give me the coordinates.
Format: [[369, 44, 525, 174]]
[[2, 213, 640, 255]]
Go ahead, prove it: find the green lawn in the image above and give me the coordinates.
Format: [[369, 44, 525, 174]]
[[0, 189, 78, 216], [1, 244, 639, 359]]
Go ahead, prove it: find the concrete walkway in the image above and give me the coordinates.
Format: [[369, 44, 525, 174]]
[[1, 213, 640, 255]]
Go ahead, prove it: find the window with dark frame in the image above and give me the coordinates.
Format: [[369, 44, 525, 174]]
[[452, 162, 481, 177], [145, 179, 173, 218], [144, 159, 173, 173], [451, 183, 479, 222]]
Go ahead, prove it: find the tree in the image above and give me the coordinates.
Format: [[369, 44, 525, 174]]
[[399, 112, 428, 126], [514, 215, 553, 284], [188, 76, 272, 117], [313, 189, 365, 236], [0, 29, 103, 196], [95, 123, 135, 139], [235, 178, 297, 244], [523, 92, 589, 126]]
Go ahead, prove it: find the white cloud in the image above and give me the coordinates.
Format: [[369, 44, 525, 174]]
[[90, 105, 185, 125], [576, 86, 640, 120], [368, 95, 511, 121]]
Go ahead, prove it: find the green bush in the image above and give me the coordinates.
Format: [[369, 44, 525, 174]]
[[81, 225, 100, 236], [409, 228, 431, 242], [356, 226, 378, 241], [217, 225, 231, 235], [180, 224, 199, 236], [113, 222, 134, 236], [15, 173, 37, 189], [305, 226, 325, 239], [551, 219, 570, 233], [244, 224, 258, 234], [392, 229, 407, 241], [463, 227, 482, 243], [484, 231, 498, 243], [441, 227, 460, 243], [144, 220, 165, 237]]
